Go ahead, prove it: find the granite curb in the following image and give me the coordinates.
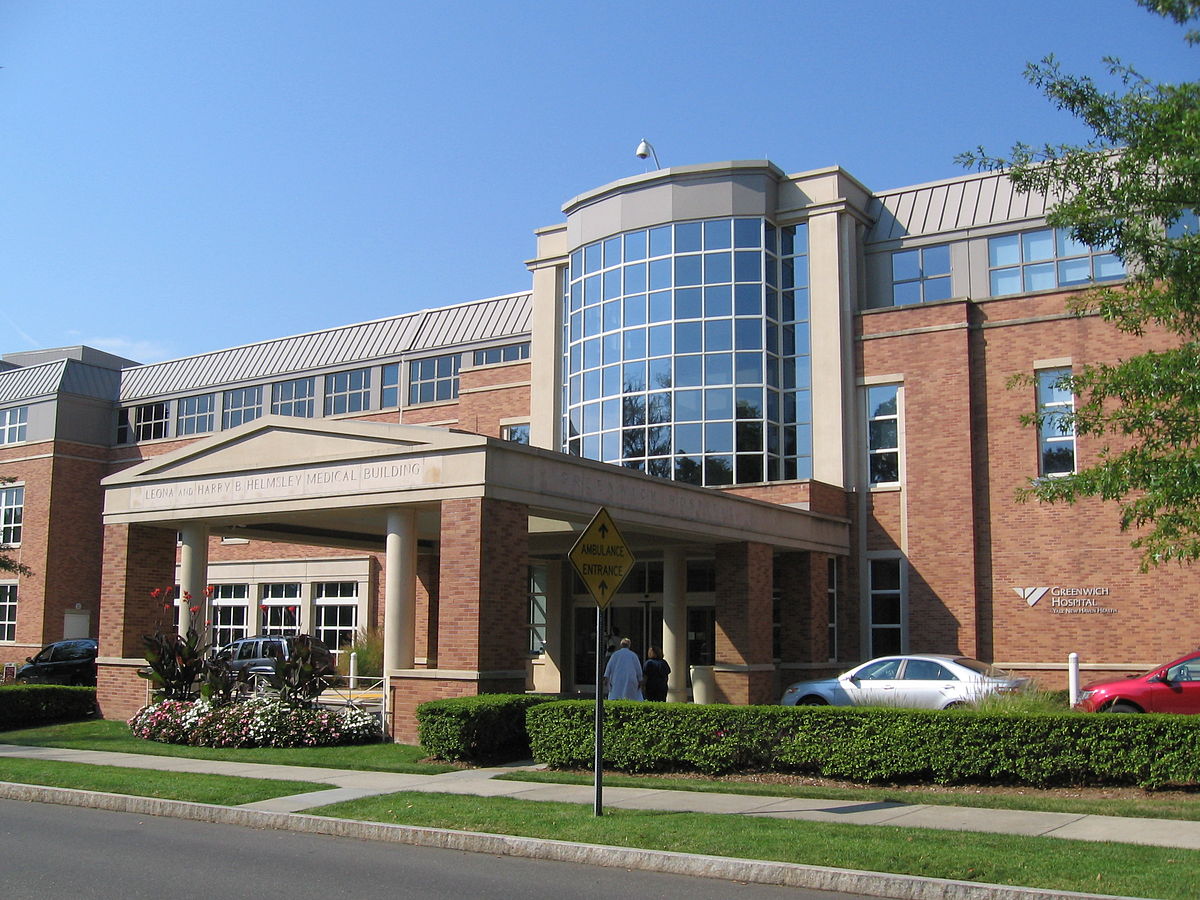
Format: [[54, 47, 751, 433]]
[[0, 781, 1139, 900]]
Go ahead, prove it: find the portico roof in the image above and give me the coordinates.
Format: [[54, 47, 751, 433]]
[[102, 417, 849, 557]]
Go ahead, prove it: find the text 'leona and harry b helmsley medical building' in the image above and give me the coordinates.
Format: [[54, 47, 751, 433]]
[[2, 159, 1195, 740]]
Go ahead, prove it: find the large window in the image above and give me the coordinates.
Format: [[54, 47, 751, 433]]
[[0, 407, 28, 445], [177, 394, 215, 436], [0, 583, 15, 641], [223, 386, 262, 429], [988, 228, 1124, 296], [211, 584, 250, 648], [260, 583, 302, 636], [409, 355, 460, 405], [381, 364, 401, 408], [325, 369, 370, 416], [562, 216, 812, 485], [891, 244, 951, 305], [314, 581, 358, 655], [1, 484, 23, 546], [1037, 367, 1075, 477], [866, 385, 900, 486], [528, 566, 548, 654], [119, 402, 170, 442], [869, 557, 903, 657], [271, 378, 315, 418], [502, 423, 530, 444]]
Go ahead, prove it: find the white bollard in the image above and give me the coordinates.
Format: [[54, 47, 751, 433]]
[[349, 651, 359, 690], [1068, 652, 1080, 707]]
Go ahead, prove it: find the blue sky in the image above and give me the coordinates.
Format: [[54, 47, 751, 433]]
[[1, 1, 1194, 363]]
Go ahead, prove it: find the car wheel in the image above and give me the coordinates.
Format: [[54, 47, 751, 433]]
[[943, 701, 967, 709], [1107, 701, 1142, 713], [796, 696, 828, 706]]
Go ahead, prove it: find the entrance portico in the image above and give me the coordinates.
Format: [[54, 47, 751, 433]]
[[99, 417, 849, 741]]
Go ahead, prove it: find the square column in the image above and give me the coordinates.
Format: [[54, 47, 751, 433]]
[[96, 523, 177, 720], [388, 497, 529, 743], [712, 541, 775, 705]]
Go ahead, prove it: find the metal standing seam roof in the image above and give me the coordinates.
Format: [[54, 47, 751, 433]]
[[864, 169, 1051, 245], [0, 359, 122, 405], [120, 292, 533, 402]]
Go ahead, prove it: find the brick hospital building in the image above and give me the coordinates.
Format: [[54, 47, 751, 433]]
[[1, 160, 1195, 740]]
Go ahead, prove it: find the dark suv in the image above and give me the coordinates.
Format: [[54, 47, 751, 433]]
[[15, 639, 98, 686], [213, 635, 335, 678]]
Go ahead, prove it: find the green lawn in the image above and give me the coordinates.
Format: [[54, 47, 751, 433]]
[[0, 719, 456, 773], [500, 769, 1200, 822], [0, 756, 329, 805], [309, 790, 1200, 900]]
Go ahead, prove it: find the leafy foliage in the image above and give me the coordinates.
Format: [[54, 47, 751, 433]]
[[0, 684, 96, 728], [138, 625, 210, 701], [526, 701, 1200, 788], [128, 697, 381, 748], [417, 693, 559, 763], [958, 1, 1200, 568], [258, 634, 337, 706]]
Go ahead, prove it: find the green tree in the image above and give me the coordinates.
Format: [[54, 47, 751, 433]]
[[958, 0, 1200, 569], [0, 476, 31, 577]]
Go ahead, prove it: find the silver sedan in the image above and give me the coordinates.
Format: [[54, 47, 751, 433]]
[[780, 654, 1026, 709]]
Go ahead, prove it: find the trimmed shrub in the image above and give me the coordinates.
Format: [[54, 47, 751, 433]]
[[128, 697, 382, 747], [525, 701, 1200, 788], [0, 684, 96, 729], [417, 694, 558, 763]]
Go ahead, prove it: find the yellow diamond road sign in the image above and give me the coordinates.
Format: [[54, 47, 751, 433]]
[[569, 507, 634, 609]]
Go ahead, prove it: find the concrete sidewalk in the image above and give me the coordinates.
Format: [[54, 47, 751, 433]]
[[2, 742, 1197, 850]]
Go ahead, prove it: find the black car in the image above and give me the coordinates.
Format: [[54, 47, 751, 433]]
[[213, 634, 335, 677], [16, 639, 98, 686]]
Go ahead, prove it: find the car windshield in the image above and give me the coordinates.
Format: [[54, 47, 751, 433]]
[[954, 657, 1011, 678]]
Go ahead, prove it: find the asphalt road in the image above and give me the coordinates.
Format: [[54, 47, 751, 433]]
[[0, 798, 874, 899]]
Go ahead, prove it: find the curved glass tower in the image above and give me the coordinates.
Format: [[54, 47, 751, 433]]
[[562, 214, 811, 485]]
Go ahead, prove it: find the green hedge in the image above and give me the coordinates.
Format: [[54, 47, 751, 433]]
[[416, 694, 558, 763], [525, 701, 1200, 788], [0, 684, 97, 729]]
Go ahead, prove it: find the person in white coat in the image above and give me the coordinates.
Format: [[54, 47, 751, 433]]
[[603, 637, 644, 700]]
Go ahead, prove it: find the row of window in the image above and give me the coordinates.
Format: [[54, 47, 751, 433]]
[[866, 366, 1076, 488], [117, 343, 529, 444], [888, 227, 1127, 306], [180, 581, 361, 653]]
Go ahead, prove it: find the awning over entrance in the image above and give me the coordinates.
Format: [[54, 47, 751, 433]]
[[102, 417, 849, 557]]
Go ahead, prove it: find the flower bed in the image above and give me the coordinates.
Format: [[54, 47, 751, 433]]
[[129, 697, 381, 748]]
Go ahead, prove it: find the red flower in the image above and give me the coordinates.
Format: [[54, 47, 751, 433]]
[[182, 591, 192, 601], [260, 603, 267, 611], [189, 605, 199, 614], [288, 606, 298, 613], [150, 588, 162, 600], [205, 585, 215, 597]]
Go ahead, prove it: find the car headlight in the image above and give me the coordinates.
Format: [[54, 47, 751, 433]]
[[1078, 690, 1095, 701]]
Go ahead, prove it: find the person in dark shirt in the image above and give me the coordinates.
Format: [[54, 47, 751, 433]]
[[643, 645, 670, 702]]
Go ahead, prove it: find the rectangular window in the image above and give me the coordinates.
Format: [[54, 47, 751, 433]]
[[127, 402, 170, 441], [1, 485, 24, 546], [176, 394, 215, 436], [1037, 367, 1075, 477], [324, 369, 371, 416], [381, 363, 401, 408], [271, 378, 315, 418], [826, 557, 838, 662], [0, 407, 28, 445], [988, 228, 1124, 296], [211, 584, 250, 648], [260, 583, 302, 636], [0, 583, 15, 641], [528, 566, 548, 654], [408, 354, 460, 405], [473, 343, 531, 367], [502, 423, 530, 444], [869, 557, 903, 657], [314, 581, 358, 655], [223, 386, 263, 429], [890, 244, 951, 305], [866, 385, 900, 486]]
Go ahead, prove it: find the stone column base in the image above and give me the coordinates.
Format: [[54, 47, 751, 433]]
[[711, 664, 777, 706], [97, 659, 152, 720], [387, 670, 527, 744]]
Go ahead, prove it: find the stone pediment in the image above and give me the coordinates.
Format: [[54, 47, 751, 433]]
[[104, 416, 487, 483]]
